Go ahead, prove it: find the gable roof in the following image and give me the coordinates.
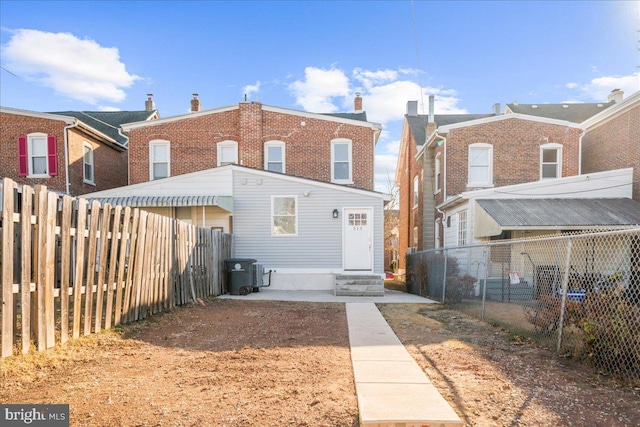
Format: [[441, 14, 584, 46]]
[[406, 113, 495, 146], [48, 110, 157, 146], [323, 111, 368, 122], [581, 90, 640, 131], [505, 101, 614, 123]]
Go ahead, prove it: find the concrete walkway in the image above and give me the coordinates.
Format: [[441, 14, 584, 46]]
[[347, 303, 462, 427], [218, 288, 435, 303]]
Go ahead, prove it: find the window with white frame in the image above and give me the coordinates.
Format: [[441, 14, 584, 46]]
[[217, 140, 238, 166], [413, 226, 418, 247], [468, 143, 493, 186], [83, 142, 94, 184], [435, 152, 442, 193], [413, 176, 419, 208], [18, 132, 58, 177], [264, 141, 285, 173], [331, 138, 352, 183], [272, 196, 297, 236], [540, 143, 562, 179], [457, 210, 468, 246], [149, 140, 170, 180]]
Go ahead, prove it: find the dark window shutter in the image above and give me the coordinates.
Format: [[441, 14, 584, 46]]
[[47, 135, 58, 176], [18, 135, 28, 176]]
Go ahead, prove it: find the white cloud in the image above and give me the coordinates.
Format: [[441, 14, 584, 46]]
[[97, 106, 121, 112], [566, 83, 578, 89], [353, 68, 398, 88], [580, 73, 640, 100], [242, 81, 261, 100], [1, 29, 140, 104], [288, 66, 350, 112]]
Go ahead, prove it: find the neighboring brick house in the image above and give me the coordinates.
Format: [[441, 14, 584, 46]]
[[123, 94, 381, 191], [0, 106, 157, 195], [580, 90, 640, 202], [395, 95, 613, 273], [395, 98, 495, 272]]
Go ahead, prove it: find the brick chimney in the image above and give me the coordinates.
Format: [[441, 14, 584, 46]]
[[145, 94, 155, 111], [191, 93, 201, 112], [406, 101, 418, 116], [354, 92, 363, 113], [608, 89, 623, 103]]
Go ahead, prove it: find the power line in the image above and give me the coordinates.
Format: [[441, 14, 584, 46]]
[[1, 66, 21, 79]]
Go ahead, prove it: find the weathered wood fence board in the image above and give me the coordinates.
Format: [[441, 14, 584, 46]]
[[0, 178, 233, 358]]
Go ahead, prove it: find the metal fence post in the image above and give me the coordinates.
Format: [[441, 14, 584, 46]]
[[556, 238, 573, 354], [442, 249, 448, 303], [481, 245, 489, 320]]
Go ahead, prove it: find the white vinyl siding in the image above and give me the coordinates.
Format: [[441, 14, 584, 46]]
[[232, 169, 384, 272], [149, 140, 170, 180], [265, 141, 285, 173], [468, 143, 493, 186], [217, 140, 238, 166], [540, 143, 562, 179], [331, 138, 352, 184], [83, 142, 94, 184]]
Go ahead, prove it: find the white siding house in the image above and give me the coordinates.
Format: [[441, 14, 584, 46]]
[[83, 165, 390, 291]]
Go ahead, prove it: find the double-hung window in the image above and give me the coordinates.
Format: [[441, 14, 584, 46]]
[[272, 196, 297, 236], [413, 176, 419, 208], [468, 143, 493, 187], [18, 132, 57, 177], [217, 140, 238, 166], [149, 140, 170, 180], [540, 143, 562, 179], [264, 141, 285, 173], [83, 142, 95, 184], [331, 138, 352, 184], [457, 210, 468, 246]]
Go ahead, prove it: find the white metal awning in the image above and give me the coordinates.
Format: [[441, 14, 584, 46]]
[[85, 195, 233, 212]]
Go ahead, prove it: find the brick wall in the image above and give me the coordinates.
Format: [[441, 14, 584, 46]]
[[126, 103, 376, 190], [1, 112, 128, 196], [436, 118, 581, 206], [582, 104, 640, 201]]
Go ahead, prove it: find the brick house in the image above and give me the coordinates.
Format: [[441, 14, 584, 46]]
[[580, 90, 640, 202], [395, 95, 615, 273], [0, 107, 156, 195], [123, 94, 381, 190]]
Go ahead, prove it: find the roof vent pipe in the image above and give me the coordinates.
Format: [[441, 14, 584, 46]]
[[428, 95, 435, 123], [492, 103, 501, 115]]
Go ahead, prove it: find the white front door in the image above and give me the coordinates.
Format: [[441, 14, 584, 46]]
[[343, 208, 373, 271]]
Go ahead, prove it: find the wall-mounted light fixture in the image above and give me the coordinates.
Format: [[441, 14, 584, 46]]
[[332, 209, 339, 219]]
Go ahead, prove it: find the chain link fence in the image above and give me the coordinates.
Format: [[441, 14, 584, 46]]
[[406, 228, 640, 384]]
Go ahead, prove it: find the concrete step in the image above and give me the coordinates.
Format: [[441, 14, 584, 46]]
[[335, 275, 384, 297]]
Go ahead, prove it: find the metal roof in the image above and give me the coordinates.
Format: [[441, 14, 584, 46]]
[[84, 195, 233, 212], [476, 198, 640, 228], [505, 102, 614, 123]]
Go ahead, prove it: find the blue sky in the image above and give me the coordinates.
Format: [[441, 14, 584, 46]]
[[1, 1, 639, 192]]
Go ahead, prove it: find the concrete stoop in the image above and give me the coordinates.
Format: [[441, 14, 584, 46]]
[[335, 275, 384, 296], [346, 303, 463, 427]]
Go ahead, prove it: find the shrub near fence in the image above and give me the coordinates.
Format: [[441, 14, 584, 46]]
[[0, 178, 233, 358], [406, 228, 640, 384]]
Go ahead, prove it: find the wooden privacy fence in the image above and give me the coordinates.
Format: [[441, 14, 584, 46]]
[[0, 177, 233, 358]]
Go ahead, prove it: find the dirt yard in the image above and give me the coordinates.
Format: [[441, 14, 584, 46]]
[[1, 298, 639, 426]]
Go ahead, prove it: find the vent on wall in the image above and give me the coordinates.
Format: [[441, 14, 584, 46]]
[[447, 216, 451, 228]]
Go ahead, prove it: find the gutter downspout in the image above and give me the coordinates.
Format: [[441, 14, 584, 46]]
[[577, 130, 584, 175], [63, 119, 80, 195], [118, 128, 130, 185], [434, 132, 448, 246]]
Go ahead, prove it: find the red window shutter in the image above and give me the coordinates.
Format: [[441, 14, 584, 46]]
[[18, 135, 28, 176], [47, 135, 58, 176]]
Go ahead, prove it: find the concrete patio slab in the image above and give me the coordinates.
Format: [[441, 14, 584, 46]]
[[218, 288, 436, 304], [352, 360, 431, 384]]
